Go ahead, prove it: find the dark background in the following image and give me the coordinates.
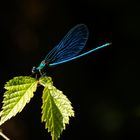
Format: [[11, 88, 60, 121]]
[[0, 0, 140, 140]]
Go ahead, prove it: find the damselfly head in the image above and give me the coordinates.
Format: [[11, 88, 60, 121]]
[[32, 66, 38, 74]]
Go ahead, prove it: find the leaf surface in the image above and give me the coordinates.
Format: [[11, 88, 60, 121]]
[[40, 76, 74, 139], [0, 76, 38, 125]]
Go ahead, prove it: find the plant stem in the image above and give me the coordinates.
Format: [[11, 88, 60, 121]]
[[0, 130, 10, 140], [52, 134, 57, 140]]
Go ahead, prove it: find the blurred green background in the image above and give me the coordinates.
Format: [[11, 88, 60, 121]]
[[0, 0, 140, 140]]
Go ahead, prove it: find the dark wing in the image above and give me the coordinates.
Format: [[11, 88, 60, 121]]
[[44, 24, 89, 66]]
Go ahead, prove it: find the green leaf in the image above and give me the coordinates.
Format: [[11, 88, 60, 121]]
[[0, 76, 38, 125], [39, 76, 74, 139], [39, 76, 53, 87]]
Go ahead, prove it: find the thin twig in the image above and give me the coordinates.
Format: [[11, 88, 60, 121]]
[[0, 129, 10, 140]]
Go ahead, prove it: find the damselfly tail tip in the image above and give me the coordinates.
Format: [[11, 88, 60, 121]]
[[107, 42, 112, 46]]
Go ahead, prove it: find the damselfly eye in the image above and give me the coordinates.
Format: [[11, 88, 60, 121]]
[[32, 66, 37, 74]]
